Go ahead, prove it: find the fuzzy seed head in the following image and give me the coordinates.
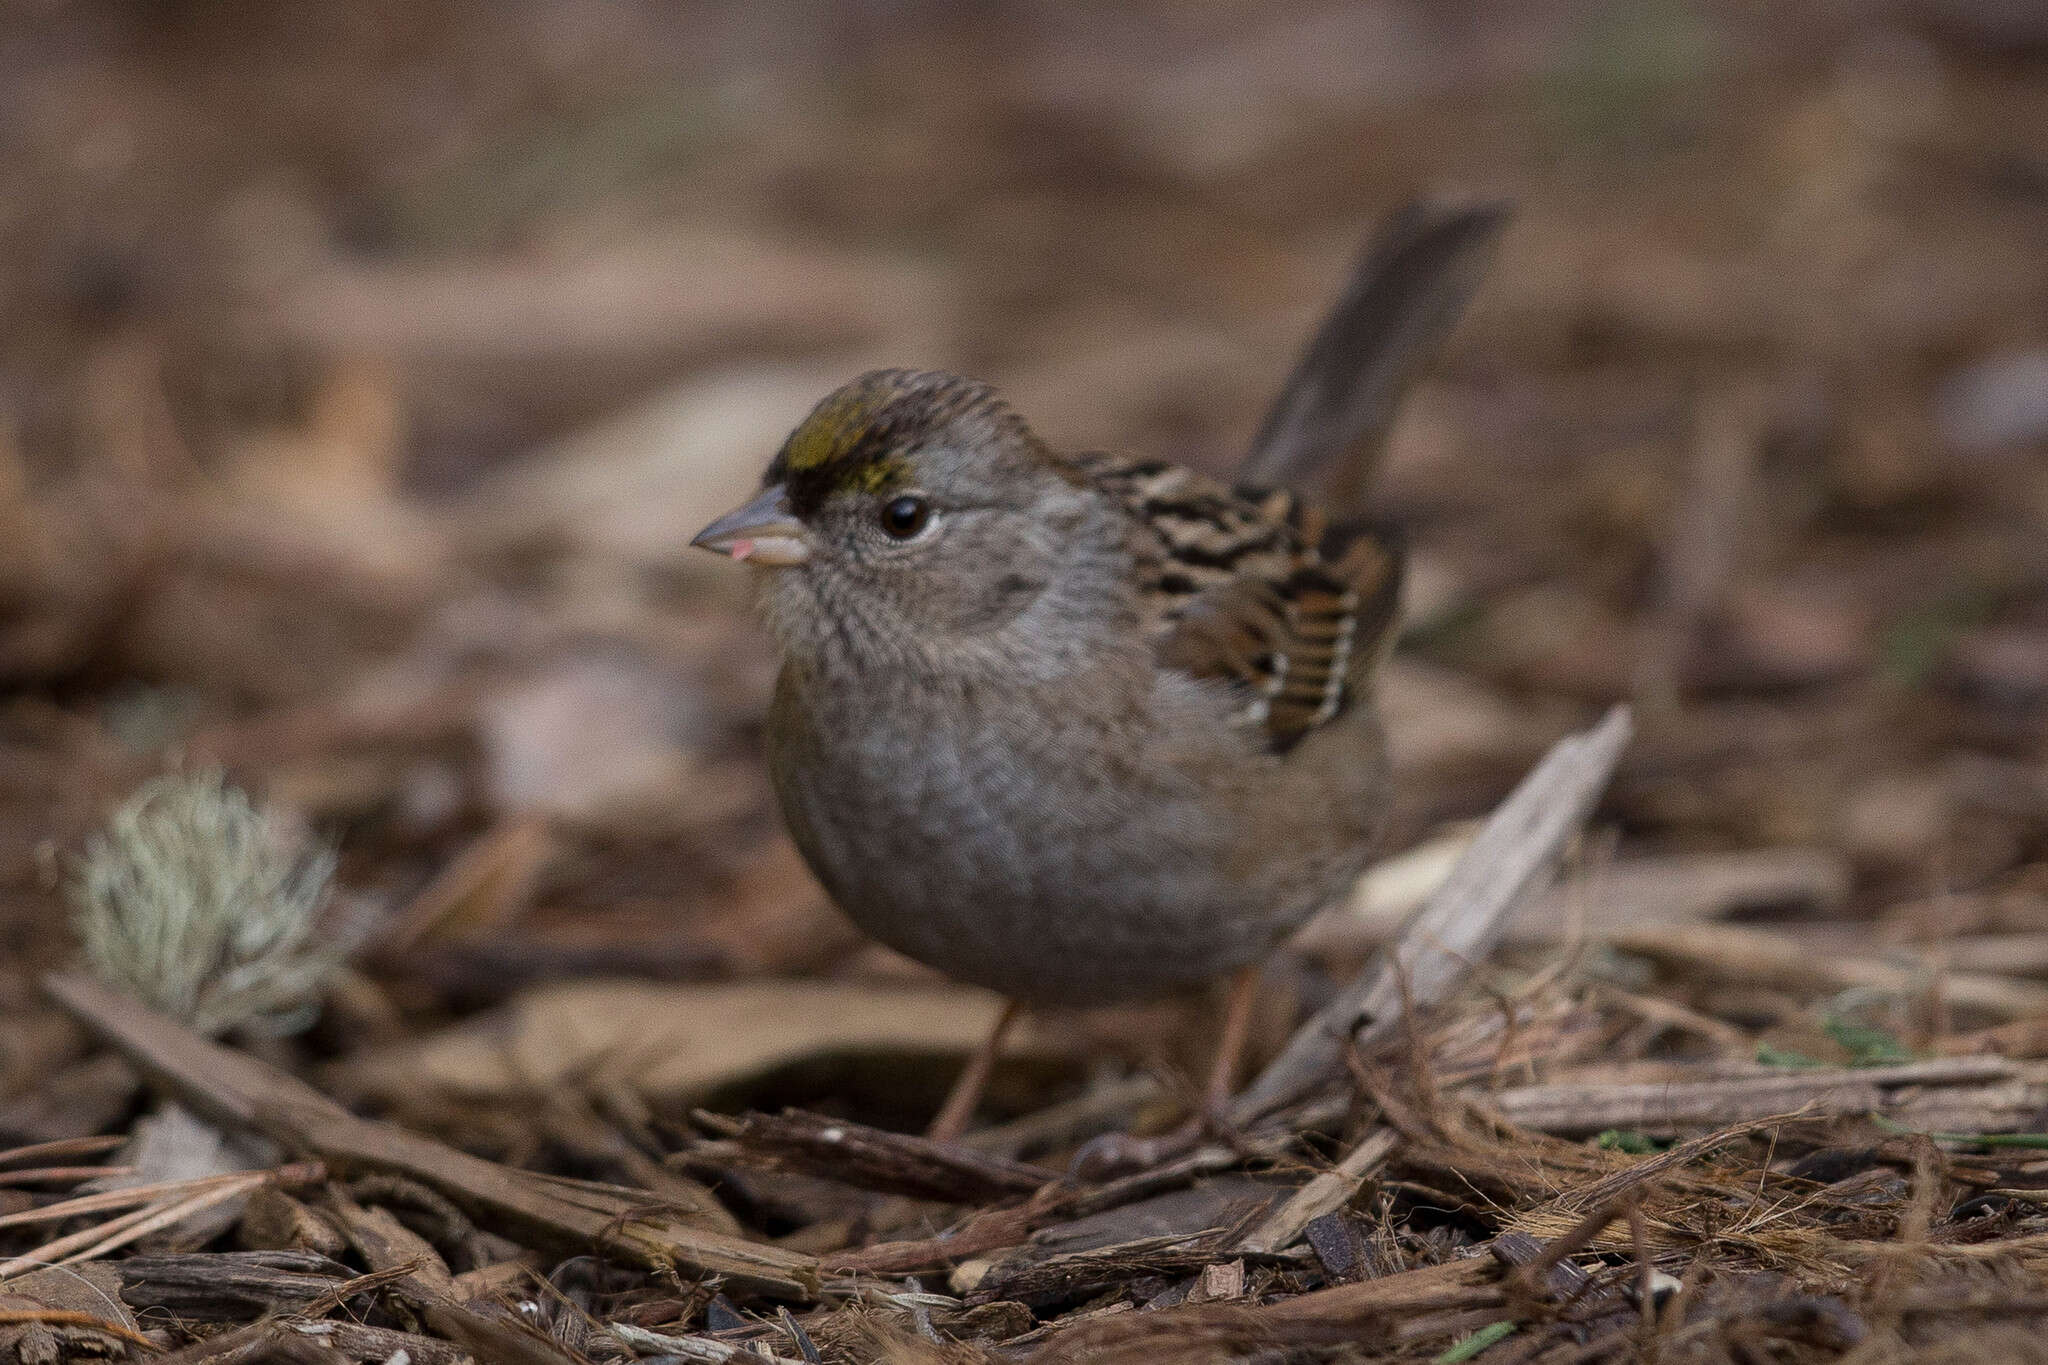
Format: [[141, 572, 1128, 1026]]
[[69, 771, 347, 1037]]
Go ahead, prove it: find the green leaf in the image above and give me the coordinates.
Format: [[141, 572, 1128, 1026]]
[[1436, 1321, 1518, 1363], [1880, 588, 1998, 689], [1597, 1129, 1664, 1154], [1822, 1018, 1913, 1067]]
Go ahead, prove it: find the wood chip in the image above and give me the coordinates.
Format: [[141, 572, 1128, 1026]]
[[117, 1249, 350, 1321], [728, 1109, 1056, 1204], [971, 1231, 1230, 1310], [1185, 1257, 1246, 1304], [1237, 1128, 1398, 1254]]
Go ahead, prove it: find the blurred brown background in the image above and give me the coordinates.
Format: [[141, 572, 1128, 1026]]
[[3, 0, 2047, 1129]]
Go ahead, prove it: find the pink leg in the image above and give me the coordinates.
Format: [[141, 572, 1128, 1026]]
[[926, 999, 1022, 1145], [1202, 966, 1261, 1118]]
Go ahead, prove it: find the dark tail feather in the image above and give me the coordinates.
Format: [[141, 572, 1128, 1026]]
[[1237, 198, 1510, 513]]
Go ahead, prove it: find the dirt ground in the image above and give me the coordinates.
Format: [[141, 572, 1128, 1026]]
[[2, 2, 2047, 1361]]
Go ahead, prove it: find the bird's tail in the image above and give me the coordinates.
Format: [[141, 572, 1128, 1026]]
[[1237, 198, 1509, 517]]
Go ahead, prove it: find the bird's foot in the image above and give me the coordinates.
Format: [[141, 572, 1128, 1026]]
[[1067, 1100, 1250, 1180], [1068, 1120, 1199, 1180]]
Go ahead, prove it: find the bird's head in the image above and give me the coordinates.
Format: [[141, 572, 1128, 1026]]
[[693, 369, 1109, 668]]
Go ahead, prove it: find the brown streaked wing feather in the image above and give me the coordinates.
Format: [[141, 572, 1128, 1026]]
[[1322, 528, 1405, 677], [1155, 577, 1287, 690], [1075, 451, 1404, 752], [1204, 531, 1402, 751]]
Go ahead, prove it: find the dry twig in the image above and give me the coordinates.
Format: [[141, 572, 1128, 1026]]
[[1235, 706, 1634, 1122]]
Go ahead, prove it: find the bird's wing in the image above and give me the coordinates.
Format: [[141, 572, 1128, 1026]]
[[1077, 453, 1404, 753]]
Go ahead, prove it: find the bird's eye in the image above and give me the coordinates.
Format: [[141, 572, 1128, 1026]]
[[879, 495, 930, 539]]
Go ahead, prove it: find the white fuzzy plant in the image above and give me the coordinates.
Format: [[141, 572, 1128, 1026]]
[[70, 770, 345, 1037]]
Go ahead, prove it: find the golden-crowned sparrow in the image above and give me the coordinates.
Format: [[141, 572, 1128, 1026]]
[[694, 202, 1505, 1142]]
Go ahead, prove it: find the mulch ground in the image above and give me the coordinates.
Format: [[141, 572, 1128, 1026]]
[[2, 2, 2047, 1360]]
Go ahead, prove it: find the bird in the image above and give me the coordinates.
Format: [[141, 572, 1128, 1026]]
[[692, 201, 1507, 1146]]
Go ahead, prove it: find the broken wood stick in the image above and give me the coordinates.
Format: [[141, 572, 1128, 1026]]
[[1234, 705, 1634, 1122], [1236, 1128, 1398, 1255], [1488, 1055, 2044, 1139], [1609, 922, 2048, 1019], [42, 972, 818, 1300]]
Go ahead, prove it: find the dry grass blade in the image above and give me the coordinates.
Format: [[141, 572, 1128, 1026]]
[[4, 1188, 219, 1280], [0, 1136, 127, 1169], [0, 1203, 183, 1283], [49, 1175, 271, 1266], [1546, 1117, 1788, 1213], [0, 1167, 317, 1232], [0, 1165, 136, 1187], [42, 971, 820, 1300], [294, 1260, 430, 1318], [0, 1307, 163, 1353], [1235, 705, 1634, 1122], [0, 1167, 307, 1281]]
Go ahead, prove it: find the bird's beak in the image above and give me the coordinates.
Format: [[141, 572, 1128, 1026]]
[[691, 484, 810, 566]]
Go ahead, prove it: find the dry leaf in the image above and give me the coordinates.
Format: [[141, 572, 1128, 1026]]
[[333, 980, 1012, 1107]]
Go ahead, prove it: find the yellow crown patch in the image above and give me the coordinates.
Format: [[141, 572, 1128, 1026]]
[[773, 379, 919, 508], [770, 370, 1015, 513], [780, 389, 877, 473]]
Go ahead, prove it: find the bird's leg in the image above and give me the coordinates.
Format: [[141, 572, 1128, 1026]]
[[1200, 965, 1262, 1123], [926, 999, 1021, 1145], [1068, 967, 1263, 1179]]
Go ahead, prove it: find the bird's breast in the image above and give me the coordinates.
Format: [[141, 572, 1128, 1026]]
[[763, 664, 1349, 1005]]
